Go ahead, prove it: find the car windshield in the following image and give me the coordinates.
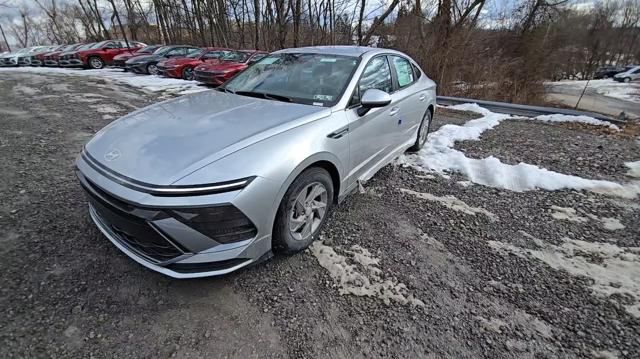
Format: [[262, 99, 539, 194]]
[[140, 45, 160, 53], [222, 53, 360, 107], [90, 41, 109, 49], [187, 49, 204, 58], [154, 46, 178, 56], [220, 51, 250, 63], [78, 43, 95, 50]]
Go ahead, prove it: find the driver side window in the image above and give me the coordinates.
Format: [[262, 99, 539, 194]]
[[350, 56, 392, 106]]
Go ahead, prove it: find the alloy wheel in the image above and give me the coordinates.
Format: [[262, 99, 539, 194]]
[[288, 182, 328, 241], [90, 57, 104, 69], [148, 64, 158, 75], [183, 68, 194, 80], [419, 112, 432, 146]]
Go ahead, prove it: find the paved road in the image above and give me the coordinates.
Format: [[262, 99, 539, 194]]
[[1, 72, 639, 358], [545, 82, 640, 118]]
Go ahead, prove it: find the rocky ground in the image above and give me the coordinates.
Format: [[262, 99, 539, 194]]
[[1, 72, 638, 358]]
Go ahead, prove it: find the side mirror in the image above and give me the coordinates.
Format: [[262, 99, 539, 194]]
[[358, 89, 391, 116]]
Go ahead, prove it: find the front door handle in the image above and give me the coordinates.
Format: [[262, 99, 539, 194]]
[[419, 94, 426, 101], [389, 107, 400, 116]]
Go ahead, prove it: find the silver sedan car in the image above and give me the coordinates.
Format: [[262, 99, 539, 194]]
[[76, 46, 436, 278]]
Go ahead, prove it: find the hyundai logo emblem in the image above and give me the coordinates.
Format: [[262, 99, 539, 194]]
[[104, 149, 121, 162]]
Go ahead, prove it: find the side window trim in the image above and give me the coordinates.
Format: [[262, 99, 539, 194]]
[[348, 55, 393, 108]]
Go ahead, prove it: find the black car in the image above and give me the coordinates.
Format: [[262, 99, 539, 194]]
[[124, 45, 202, 75], [593, 66, 625, 79]]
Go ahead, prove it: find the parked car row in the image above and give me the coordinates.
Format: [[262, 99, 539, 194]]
[[595, 65, 640, 82], [1, 40, 272, 87]]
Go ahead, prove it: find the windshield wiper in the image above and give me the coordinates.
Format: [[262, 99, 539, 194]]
[[234, 91, 292, 103], [216, 87, 235, 94]]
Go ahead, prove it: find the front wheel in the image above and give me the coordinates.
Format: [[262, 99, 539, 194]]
[[146, 63, 158, 75], [88, 56, 105, 69], [273, 167, 333, 254], [624, 77, 631, 83], [408, 109, 433, 152], [182, 66, 194, 80]]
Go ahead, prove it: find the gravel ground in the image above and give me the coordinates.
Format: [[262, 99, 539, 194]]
[[1, 72, 639, 359], [456, 120, 640, 182]]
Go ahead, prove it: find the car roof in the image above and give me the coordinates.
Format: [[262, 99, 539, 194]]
[[273, 45, 388, 57]]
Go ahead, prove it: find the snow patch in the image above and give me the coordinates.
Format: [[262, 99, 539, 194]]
[[0, 67, 208, 96], [489, 237, 640, 318], [310, 241, 424, 307], [626, 161, 640, 178], [549, 206, 625, 230], [550, 206, 588, 223], [397, 104, 640, 199], [400, 188, 497, 221], [531, 114, 620, 131]]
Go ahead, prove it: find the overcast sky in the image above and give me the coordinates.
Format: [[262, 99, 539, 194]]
[[0, 0, 598, 46]]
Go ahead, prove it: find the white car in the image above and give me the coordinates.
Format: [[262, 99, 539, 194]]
[[613, 65, 640, 83], [0, 46, 48, 66]]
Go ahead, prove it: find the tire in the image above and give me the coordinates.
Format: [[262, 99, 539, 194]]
[[408, 108, 433, 152], [182, 66, 195, 80], [624, 77, 631, 83], [88, 56, 105, 69], [273, 167, 334, 254], [146, 62, 158, 75], [603, 75, 609, 79]]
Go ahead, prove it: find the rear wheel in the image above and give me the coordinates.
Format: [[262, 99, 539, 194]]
[[273, 167, 333, 253], [146, 63, 159, 75], [408, 108, 433, 152], [182, 66, 195, 80], [88, 56, 105, 69], [624, 77, 631, 83]]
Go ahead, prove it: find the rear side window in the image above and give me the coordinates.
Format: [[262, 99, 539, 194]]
[[412, 63, 422, 79], [390, 56, 415, 88]]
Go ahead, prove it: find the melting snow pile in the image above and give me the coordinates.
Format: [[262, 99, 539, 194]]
[[309, 241, 424, 307], [400, 188, 498, 222], [490, 236, 640, 318], [549, 206, 625, 230], [397, 103, 640, 198], [531, 114, 620, 131], [0, 66, 207, 95]]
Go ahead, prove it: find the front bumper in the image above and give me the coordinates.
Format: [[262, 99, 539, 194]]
[[75, 153, 276, 278], [44, 59, 59, 66], [63, 59, 85, 67], [30, 59, 43, 66], [17, 58, 30, 66], [112, 59, 128, 69], [126, 63, 148, 74], [194, 71, 227, 85], [157, 66, 181, 78]]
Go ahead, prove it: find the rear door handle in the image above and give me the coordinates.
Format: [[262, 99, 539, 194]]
[[419, 94, 426, 102], [389, 107, 400, 116]]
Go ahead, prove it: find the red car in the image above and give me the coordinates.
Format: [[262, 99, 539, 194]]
[[193, 50, 268, 86], [32, 45, 66, 66], [65, 40, 146, 69], [43, 44, 83, 67], [158, 47, 230, 80], [112, 44, 162, 70]]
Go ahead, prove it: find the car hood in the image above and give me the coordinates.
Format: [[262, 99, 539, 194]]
[[85, 90, 331, 185], [196, 61, 243, 71], [127, 54, 162, 63]]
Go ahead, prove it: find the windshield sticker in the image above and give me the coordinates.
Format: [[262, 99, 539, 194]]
[[312, 102, 324, 106], [313, 94, 333, 101], [319, 57, 337, 63]]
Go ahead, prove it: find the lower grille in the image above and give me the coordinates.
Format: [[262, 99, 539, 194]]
[[90, 199, 184, 263]]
